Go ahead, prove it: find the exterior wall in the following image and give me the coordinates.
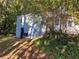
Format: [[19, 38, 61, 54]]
[[54, 16, 79, 34], [54, 16, 75, 32], [16, 14, 46, 39], [16, 16, 22, 38]]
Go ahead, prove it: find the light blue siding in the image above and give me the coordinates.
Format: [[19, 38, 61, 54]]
[[16, 16, 22, 38], [16, 14, 46, 39]]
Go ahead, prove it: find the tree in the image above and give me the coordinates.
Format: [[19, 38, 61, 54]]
[[0, 0, 79, 34]]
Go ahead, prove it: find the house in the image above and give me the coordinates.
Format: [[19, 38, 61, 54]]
[[46, 6, 79, 35], [54, 16, 75, 31], [54, 15, 79, 34], [16, 6, 79, 39], [16, 14, 46, 39]]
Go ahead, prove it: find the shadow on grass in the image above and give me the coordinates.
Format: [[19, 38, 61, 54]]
[[0, 34, 15, 43], [1, 31, 79, 59], [0, 36, 26, 57], [35, 31, 79, 59], [8, 43, 47, 59], [0, 34, 47, 59]]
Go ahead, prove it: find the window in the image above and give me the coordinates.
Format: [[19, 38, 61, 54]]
[[68, 21, 72, 27], [55, 19, 59, 25]]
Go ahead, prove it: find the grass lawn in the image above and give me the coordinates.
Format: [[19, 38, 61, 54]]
[[0, 35, 48, 59], [0, 32, 79, 59], [0, 35, 18, 56], [35, 32, 79, 59]]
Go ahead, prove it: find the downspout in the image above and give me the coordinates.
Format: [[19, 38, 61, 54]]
[[59, 18, 62, 32]]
